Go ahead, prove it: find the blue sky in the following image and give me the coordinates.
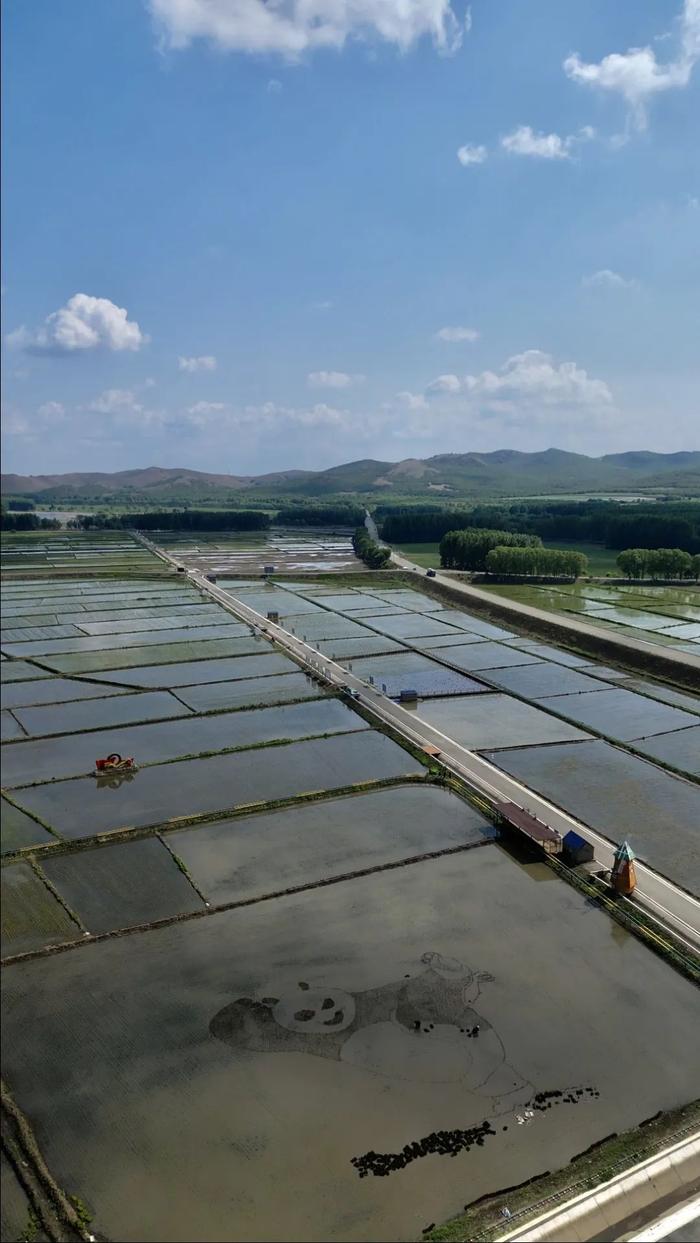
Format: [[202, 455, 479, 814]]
[[2, 0, 699, 475]]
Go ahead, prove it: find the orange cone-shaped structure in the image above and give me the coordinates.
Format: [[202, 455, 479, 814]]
[[611, 841, 637, 896]]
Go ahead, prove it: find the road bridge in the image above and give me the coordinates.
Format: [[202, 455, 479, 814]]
[[170, 565, 700, 951]]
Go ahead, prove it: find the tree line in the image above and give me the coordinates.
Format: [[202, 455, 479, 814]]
[[616, 547, 700, 580], [0, 512, 61, 531], [67, 504, 364, 531], [379, 500, 700, 553], [70, 510, 271, 531], [484, 546, 588, 578], [439, 528, 541, 571], [276, 503, 366, 526], [352, 526, 391, 568]]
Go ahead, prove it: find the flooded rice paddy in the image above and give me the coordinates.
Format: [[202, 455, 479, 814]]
[[2, 543, 699, 1243], [414, 694, 590, 749], [155, 526, 363, 575], [42, 634, 268, 674], [172, 670, 323, 712], [3, 698, 369, 788], [12, 730, 421, 837], [3, 848, 699, 1241], [482, 581, 700, 654], [1, 797, 54, 853], [1, 675, 132, 710], [41, 836, 205, 935], [86, 650, 297, 687], [13, 688, 192, 737], [484, 740, 700, 889], [168, 785, 492, 906], [535, 686, 698, 740], [1, 862, 80, 955], [1, 1151, 36, 1243], [631, 726, 700, 775]]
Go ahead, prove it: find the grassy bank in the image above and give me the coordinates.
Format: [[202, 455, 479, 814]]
[[541, 539, 619, 576], [425, 1098, 700, 1241], [395, 542, 442, 569]]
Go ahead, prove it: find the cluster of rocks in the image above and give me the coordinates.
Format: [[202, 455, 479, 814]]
[[351, 1120, 497, 1178], [527, 1086, 599, 1112], [351, 1085, 602, 1179]]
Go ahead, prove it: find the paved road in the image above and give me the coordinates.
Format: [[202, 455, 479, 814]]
[[390, 552, 700, 677], [174, 561, 700, 950]]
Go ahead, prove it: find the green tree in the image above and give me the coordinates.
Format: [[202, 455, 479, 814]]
[[352, 527, 391, 568], [616, 548, 649, 580], [647, 547, 692, 579], [439, 527, 541, 571], [484, 545, 587, 578]]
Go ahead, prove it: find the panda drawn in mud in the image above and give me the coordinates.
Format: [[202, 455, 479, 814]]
[[210, 951, 532, 1112]]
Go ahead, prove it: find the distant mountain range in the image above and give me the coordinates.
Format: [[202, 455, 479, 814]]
[[3, 450, 700, 503]]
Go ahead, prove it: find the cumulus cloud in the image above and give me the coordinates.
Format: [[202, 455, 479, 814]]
[[384, 390, 429, 411], [307, 370, 364, 389], [582, 269, 636, 289], [435, 325, 480, 342], [37, 401, 65, 418], [178, 355, 217, 372], [88, 388, 143, 416], [149, 0, 465, 59], [424, 351, 612, 417], [5, 294, 146, 354], [468, 350, 612, 409], [456, 143, 487, 166], [426, 373, 462, 394], [564, 0, 700, 130], [501, 125, 594, 160], [85, 387, 165, 429]]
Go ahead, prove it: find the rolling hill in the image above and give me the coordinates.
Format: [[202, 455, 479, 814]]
[[3, 449, 699, 504]]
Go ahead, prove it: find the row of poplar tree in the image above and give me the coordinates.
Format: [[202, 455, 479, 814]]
[[616, 547, 700, 579]]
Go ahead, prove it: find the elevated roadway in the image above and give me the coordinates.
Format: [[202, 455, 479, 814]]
[[170, 558, 700, 952]]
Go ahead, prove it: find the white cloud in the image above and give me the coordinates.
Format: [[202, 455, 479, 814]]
[[267, 78, 283, 93], [435, 325, 480, 342], [181, 399, 350, 431], [564, 0, 700, 130], [464, 350, 613, 413], [310, 299, 334, 311], [37, 401, 65, 418], [426, 373, 462, 394], [149, 0, 465, 59], [582, 269, 636, 289], [307, 370, 364, 389], [385, 390, 429, 411], [3, 406, 32, 436], [456, 143, 487, 166], [88, 388, 143, 416], [423, 351, 613, 421], [5, 294, 146, 354], [178, 354, 217, 372], [186, 400, 228, 416], [501, 125, 594, 160]]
